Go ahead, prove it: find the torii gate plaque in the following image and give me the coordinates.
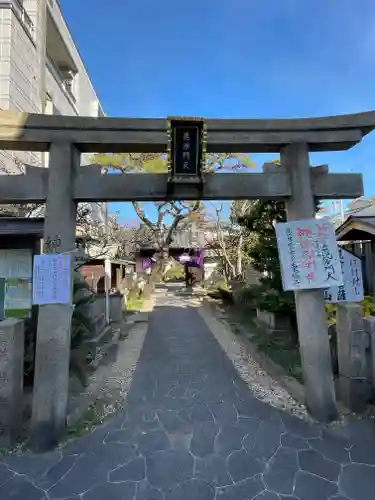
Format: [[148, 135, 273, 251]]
[[167, 116, 207, 184], [0, 109, 371, 450]]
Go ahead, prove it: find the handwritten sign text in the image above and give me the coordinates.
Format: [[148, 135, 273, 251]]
[[275, 218, 343, 291]]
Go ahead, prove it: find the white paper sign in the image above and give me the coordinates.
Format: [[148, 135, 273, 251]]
[[324, 247, 364, 303], [32, 253, 72, 305], [275, 218, 343, 291]]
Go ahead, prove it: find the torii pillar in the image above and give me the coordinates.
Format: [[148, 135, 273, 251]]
[[281, 143, 338, 421], [30, 142, 78, 451]]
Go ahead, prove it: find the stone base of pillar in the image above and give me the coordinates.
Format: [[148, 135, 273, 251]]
[[337, 376, 373, 413], [336, 304, 374, 413], [30, 304, 74, 452]]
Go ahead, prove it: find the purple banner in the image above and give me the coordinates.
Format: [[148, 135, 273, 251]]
[[142, 257, 155, 270], [174, 249, 204, 268]]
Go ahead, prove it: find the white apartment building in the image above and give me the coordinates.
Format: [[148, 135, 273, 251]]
[[0, 0, 105, 219]]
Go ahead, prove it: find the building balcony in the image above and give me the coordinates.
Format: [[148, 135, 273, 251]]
[[46, 54, 76, 104], [46, 1, 78, 78], [12, 0, 35, 41]]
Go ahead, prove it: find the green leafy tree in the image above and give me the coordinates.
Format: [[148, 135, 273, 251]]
[[236, 197, 321, 313], [92, 153, 255, 174], [238, 200, 287, 292]]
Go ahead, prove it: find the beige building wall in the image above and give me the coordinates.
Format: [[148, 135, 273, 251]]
[[0, 0, 104, 174], [0, 0, 106, 222]]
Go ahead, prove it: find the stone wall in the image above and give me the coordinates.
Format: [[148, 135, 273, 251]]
[[87, 293, 125, 326], [0, 318, 24, 446], [256, 309, 294, 332]]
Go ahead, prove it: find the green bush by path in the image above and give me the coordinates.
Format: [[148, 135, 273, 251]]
[[127, 294, 144, 312], [24, 271, 99, 386], [164, 264, 185, 282], [326, 295, 375, 326]]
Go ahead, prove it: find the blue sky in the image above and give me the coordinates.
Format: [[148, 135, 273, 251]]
[[61, 0, 375, 222]]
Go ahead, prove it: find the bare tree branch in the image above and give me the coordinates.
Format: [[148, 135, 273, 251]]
[[132, 201, 157, 235], [205, 201, 251, 282]]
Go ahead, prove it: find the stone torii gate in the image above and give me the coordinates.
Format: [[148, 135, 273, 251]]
[[0, 110, 372, 451]]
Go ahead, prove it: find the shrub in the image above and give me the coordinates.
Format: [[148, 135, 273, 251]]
[[24, 271, 98, 386], [362, 295, 375, 316], [230, 283, 260, 309], [326, 295, 375, 326], [71, 271, 97, 349], [218, 287, 234, 302], [255, 290, 295, 313], [164, 264, 185, 282], [207, 286, 233, 303], [234, 282, 295, 314]]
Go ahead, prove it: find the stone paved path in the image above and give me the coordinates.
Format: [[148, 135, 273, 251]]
[[1, 292, 375, 499]]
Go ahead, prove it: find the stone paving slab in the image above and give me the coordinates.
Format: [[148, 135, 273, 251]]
[[1, 292, 375, 499]]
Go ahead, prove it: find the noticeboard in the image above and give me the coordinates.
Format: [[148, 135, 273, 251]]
[[32, 253, 72, 305], [324, 247, 364, 303]]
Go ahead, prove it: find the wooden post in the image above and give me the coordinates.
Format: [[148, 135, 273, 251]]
[[30, 142, 79, 451], [281, 143, 338, 422]]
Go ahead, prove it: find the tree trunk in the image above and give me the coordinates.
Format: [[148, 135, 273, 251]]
[[236, 233, 243, 277], [184, 263, 189, 287], [159, 248, 170, 278], [148, 247, 169, 286]]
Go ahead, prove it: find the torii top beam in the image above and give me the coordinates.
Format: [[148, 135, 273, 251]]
[[0, 110, 374, 153]]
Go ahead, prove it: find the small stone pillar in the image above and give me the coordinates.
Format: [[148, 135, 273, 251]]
[[336, 304, 371, 412], [0, 319, 24, 446], [116, 268, 122, 291], [109, 293, 124, 323]]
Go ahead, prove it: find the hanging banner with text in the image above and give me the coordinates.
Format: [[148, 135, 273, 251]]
[[32, 253, 72, 305], [324, 247, 364, 303], [275, 218, 343, 291]]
